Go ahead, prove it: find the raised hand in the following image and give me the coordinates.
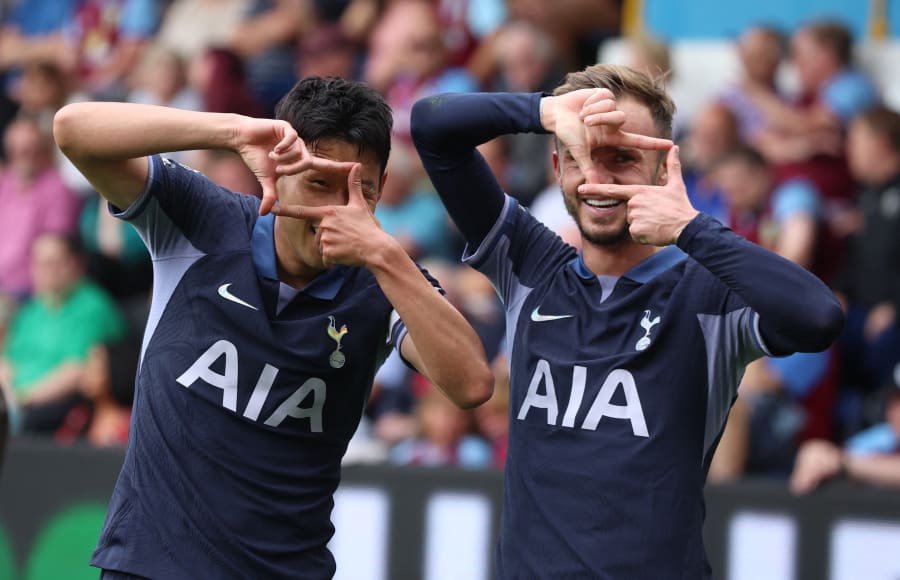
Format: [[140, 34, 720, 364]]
[[271, 163, 389, 268], [230, 117, 355, 215], [542, 88, 672, 183], [577, 145, 698, 246]]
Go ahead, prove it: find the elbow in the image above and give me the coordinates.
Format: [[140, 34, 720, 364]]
[[52, 104, 81, 157], [453, 366, 495, 410], [763, 294, 845, 355], [793, 298, 846, 353], [810, 299, 846, 351]]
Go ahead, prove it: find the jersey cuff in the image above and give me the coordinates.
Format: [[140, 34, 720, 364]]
[[752, 311, 774, 357]]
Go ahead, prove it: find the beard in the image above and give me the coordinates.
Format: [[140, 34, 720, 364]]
[[562, 190, 632, 246]]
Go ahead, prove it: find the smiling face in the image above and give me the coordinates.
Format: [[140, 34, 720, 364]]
[[553, 98, 666, 247], [274, 138, 384, 283]]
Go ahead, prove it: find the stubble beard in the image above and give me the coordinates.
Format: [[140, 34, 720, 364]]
[[562, 189, 632, 247]]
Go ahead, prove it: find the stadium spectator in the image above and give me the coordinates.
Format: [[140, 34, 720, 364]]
[[411, 62, 843, 578], [78, 190, 153, 330], [504, 0, 621, 72], [680, 101, 740, 224], [791, 365, 900, 494], [473, 350, 511, 468], [623, 34, 671, 81], [833, 105, 900, 434], [0, 0, 161, 101], [0, 115, 81, 298], [128, 43, 201, 112], [54, 337, 138, 447], [0, 0, 79, 80], [155, 0, 250, 63], [485, 20, 563, 206], [718, 25, 787, 143], [189, 47, 264, 118], [0, 233, 127, 434], [708, 145, 835, 478], [53, 75, 492, 578], [364, 0, 477, 141], [7, 61, 71, 132], [374, 139, 454, 260], [390, 381, 492, 468], [750, 20, 878, 208], [227, 0, 311, 115], [295, 23, 358, 81]]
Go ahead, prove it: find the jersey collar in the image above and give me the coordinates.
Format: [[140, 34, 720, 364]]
[[569, 245, 688, 283], [251, 213, 349, 300]]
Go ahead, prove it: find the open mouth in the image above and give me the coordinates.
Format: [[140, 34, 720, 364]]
[[583, 198, 623, 209]]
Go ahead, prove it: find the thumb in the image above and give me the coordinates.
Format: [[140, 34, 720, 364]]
[[570, 144, 600, 184], [664, 145, 684, 188], [346, 163, 367, 207], [259, 177, 277, 215]]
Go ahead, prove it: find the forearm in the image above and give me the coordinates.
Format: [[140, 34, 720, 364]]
[[844, 454, 900, 489], [367, 242, 493, 408], [54, 102, 242, 161], [411, 92, 545, 245], [677, 213, 844, 355], [21, 362, 84, 406]]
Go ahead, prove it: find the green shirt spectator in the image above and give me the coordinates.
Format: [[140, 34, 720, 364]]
[[5, 279, 126, 395]]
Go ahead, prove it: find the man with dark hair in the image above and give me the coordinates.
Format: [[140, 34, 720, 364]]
[[54, 75, 493, 579], [411, 63, 844, 578]]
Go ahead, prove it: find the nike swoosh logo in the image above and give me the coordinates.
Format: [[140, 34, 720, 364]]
[[217, 283, 258, 310], [531, 307, 574, 322]]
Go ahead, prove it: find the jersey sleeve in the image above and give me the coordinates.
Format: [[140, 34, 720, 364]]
[[411, 91, 548, 248], [111, 155, 260, 260], [677, 213, 843, 356], [463, 195, 576, 307]]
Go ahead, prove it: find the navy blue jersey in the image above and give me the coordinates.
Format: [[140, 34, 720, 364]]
[[91, 156, 426, 579], [411, 91, 843, 580], [471, 198, 764, 579]]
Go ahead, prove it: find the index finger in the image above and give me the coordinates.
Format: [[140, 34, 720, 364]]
[[577, 182, 656, 200], [276, 155, 356, 176], [271, 203, 334, 221], [616, 132, 674, 151]]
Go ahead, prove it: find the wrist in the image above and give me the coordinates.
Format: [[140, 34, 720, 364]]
[[539, 97, 555, 132], [362, 232, 404, 272], [672, 211, 700, 244]]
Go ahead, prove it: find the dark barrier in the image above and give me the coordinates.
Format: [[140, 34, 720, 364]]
[[2, 438, 900, 580]]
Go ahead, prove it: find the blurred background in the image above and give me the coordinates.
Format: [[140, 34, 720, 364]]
[[1, 0, 900, 578]]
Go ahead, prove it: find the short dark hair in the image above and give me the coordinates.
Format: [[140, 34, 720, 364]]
[[803, 20, 853, 66], [275, 76, 393, 175], [856, 105, 900, 153], [715, 144, 769, 171]]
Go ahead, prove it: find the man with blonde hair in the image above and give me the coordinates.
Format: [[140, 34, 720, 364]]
[[411, 63, 843, 578]]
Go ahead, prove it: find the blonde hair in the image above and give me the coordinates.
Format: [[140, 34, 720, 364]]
[[553, 63, 676, 139]]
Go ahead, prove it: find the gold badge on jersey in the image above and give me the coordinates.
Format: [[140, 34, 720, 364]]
[[327, 316, 349, 368]]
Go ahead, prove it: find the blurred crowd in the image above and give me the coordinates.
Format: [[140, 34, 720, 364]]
[[0, 0, 897, 493]]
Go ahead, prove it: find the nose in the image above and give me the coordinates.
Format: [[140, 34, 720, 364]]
[[582, 162, 614, 186]]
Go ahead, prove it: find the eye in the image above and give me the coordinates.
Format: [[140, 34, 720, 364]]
[[310, 178, 329, 188]]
